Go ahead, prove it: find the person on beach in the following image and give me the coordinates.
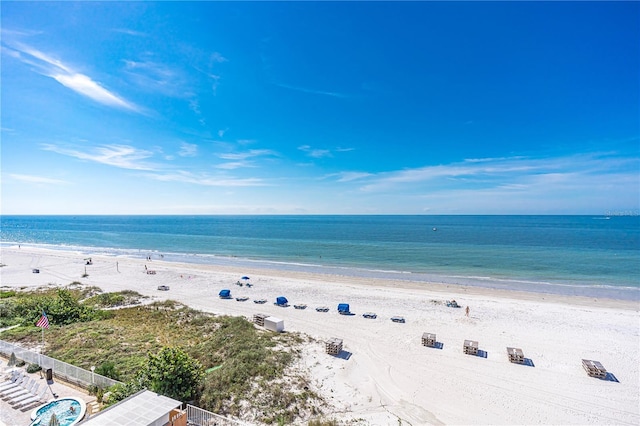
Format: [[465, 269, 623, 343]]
[[465, 306, 470, 317]]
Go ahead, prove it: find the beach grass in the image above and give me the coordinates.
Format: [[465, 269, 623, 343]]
[[0, 287, 325, 424]]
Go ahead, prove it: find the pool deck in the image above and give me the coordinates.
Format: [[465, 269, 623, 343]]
[[0, 362, 96, 426]]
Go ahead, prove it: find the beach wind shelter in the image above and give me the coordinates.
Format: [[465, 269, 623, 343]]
[[337, 303, 350, 314], [275, 296, 288, 306], [219, 289, 231, 299]]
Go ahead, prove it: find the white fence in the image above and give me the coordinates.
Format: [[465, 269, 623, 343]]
[[0, 339, 122, 389], [186, 405, 248, 426]]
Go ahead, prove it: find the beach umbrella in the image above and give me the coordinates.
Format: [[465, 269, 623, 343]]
[[49, 413, 60, 426], [241, 276, 250, 280]]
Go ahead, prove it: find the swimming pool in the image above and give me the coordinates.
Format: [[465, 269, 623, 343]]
[[30, 397, 86, 426]]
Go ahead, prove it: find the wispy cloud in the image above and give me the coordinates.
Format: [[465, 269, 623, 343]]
[[9, 174, 67, 185], [112, 28, 147, 37], [298, 145, 332, 159], [4, 41, 140, 112], [274, 82, 349, 98], [146, 171, 265, 187], [354, 153, 640, 195], [178, 142, 198, 157], [41, 144, 156, 171], [218, 149, 277, 161]]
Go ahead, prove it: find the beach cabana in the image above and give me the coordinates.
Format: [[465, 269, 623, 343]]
[[337, 303, 351, 315], [218, 289, 231, 299], [275, 296, 289, 307]]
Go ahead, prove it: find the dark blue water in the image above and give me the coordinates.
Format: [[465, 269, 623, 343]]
[[1, 215, 638, 300]]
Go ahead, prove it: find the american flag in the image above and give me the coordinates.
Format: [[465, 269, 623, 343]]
[[36, 312, 49, 329]]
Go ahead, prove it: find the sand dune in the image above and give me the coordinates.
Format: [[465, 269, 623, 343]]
[[1, 246, 638, 425]]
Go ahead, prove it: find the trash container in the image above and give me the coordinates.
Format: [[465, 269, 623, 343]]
[[46, 368, 53, 381]]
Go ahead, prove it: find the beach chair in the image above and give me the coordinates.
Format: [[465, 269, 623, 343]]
[[235, 296, 249, 301], [325, 338, 343, 355], [362, 312, 377, 319], [294, 304, 307, 309], [463, 340, 479, 355], [422, 333, 437, 348], [253, 299, 267, 304], [14, 386, 48, 409], [507, 347, 525, 364], [8, 383, 39, 405], [446, 300, 460, 308], [582, 359, 607, 378], [315, 306, 329, 312], [391, 316, 405, 323]]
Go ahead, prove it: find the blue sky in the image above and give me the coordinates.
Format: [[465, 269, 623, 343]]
[[1, 1, 638, 215]]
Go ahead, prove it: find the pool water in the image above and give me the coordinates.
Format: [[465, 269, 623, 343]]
[[30, 398, 85, 426]]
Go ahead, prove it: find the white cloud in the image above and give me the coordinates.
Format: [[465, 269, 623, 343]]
[[178, 142, 198, 157], [53, 73, 138, 111], [41, 144, 156, 171], [146, 171, 264, 187], [218, 149, 277, 161], [298, 145, 332, 159], [5, 41, 140, 112], [9, 174, 67, 185]]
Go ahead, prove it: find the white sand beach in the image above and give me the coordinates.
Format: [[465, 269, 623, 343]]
[[1, 246, 639, 425]]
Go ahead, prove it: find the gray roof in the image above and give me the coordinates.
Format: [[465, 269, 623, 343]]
[[80, 390, 181, 426]]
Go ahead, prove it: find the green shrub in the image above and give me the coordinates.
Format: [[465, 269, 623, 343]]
[[16, 359, 26, 367], [26, 363, 42, 373]]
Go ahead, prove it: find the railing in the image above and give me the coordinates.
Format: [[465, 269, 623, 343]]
[[186, 405, 248, 426], [0, 339, 122, 389]]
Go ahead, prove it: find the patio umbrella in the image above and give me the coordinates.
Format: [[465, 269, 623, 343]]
[[49, 413, 60, 426]]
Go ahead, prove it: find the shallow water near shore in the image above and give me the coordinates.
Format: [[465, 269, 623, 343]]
[[1, 215, 638, 300]]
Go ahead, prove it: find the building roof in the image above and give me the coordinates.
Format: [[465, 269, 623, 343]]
[[80, 390, 181, 426]]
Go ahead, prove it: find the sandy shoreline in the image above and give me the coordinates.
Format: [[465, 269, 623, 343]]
[[1, 246, 639, 425]]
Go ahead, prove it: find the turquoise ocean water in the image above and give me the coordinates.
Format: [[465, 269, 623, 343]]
[[1, 215, 638, 300]]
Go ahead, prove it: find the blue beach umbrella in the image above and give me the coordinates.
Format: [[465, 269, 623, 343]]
[[241, 276, 250, 280]]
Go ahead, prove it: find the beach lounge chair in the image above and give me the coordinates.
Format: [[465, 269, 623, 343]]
[[422, 333, 437, 347], [13, 386, 47, 409], [32, 269, 40, 273], [0, 375, 27, 394], [294, 304, 307, 309], [8, 383, 39, 405], [507, 347, 525, 364], [463, 340, 479, 355], [0, 371, 21, 388], [235, 296, 249, 301], [253, 299, 267, 304], [391, 316, 405, 323], [362, 312, 377, 319], [2, 378, 35, 399], [446, 300, 460, 308], [157, 285, 170, 291], [582, 359, 607, 378], [315, 306, 329, 312]]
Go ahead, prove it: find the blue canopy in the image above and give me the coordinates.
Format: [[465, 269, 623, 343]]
[[219, 289, 231, 298], [337, 303, 350, 313], [276, 296, 288, 306]]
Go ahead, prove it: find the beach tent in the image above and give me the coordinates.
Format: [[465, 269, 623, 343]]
[[337, 303, 350, 314], [275, 296, 288, 306], [219, 289, 231, 299]]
